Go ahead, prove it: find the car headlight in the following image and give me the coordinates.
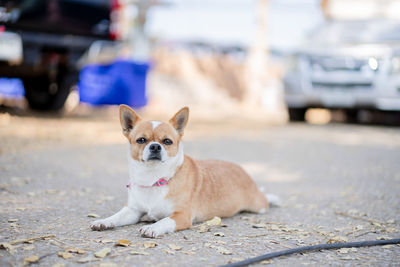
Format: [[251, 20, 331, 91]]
[[390, 57, 400, 75]]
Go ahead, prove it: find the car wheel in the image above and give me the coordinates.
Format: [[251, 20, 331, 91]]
[[288, 108, 307, 121], [24, 72, 77, 111]]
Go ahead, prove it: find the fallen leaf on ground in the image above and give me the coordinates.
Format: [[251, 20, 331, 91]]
[[182, 251, 196, 255], [216, 246, 232, 255], [228, 258, 244, 264], [94, 247, 111, 258], [66, 248, 85, 254], [57, 251, 73, 259], [0, 243, 15, 254], [206, 217, 222, 226], [130, 250, 150, 255], [162, 249, 175, 255], [382, 245, 393, 249], [214, 232, 225, 237], [252, 224, 267, 229], [327, 236, 348, 243], [217, 240, 226, 244], [52, 263, 65, 267], [115, 240, 130, 247], [143, 242, 157, 248], [77, 257, 95, 263], [168, 244, 182, 251], [337, 248, 350, 254], [260, 259, 273, 264], [24, 255, 39, 264], [377, 236, 391, 240], [8, 218, 19, 223], [87, 213, 100, 218], [100, 239, 114, 244]]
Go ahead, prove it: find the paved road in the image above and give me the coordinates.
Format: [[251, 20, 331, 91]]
[[0, 112, 399, 266]]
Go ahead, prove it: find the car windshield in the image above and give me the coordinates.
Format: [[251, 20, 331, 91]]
[[309, 20, 400, 44]]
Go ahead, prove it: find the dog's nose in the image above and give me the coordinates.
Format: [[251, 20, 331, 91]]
[[149, 143, 162, 153]]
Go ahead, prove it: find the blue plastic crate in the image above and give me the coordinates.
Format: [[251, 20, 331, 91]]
[[78, 60, 149, 107], [0, 78, 25, 99]]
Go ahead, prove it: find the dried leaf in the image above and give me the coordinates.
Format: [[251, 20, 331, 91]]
[[87, 213, 100, 218], [216, 246, 232, 255], [168, 244, 182, 251], [377, 236, 391, 240], [8, 218, 19, 223], [77, 257, 94, 263], [115, 239, 130, 247], [58, 251, 73, 259], [24, 255, 39, 264], [206, 217, 222, 226], [216, 240, 227, 244], [0, 242, 15, 254], [66, 248, 85, 254], [327, 236, 348, 244], [260, 259, 273, 264], [94, 247, 111, 258], [162, 249, 175, 255], [182, 251, 196, 255], [214, 232, 225, 237], [143, 242, 157, 249], [100, 239, 114, 244], [52, 263, 65, 267], [252, 224, 267, 229], [130, 250, 150, 255], [337, 248, 350, 254], [382, 245, 393, 249]]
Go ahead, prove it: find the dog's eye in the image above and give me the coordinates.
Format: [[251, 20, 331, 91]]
[[162, 138, 173, 145], [136, 137, 147, 144]]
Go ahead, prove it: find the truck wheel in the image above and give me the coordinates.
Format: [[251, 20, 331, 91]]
[[288, 108, 307, 121], [24, 73, 77, 111]]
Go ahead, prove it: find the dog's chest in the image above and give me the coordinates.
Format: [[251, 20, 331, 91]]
[[129, 186, 174, 220]]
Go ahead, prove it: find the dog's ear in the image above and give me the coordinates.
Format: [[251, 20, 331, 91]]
[[119, 105, 141, 138], [169, 107, 189, 135]]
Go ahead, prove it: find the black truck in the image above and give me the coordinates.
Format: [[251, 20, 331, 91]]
[[0, 0, 116, 110]]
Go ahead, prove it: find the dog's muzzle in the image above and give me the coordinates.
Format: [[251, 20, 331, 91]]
[[147, 143, 162, 161]]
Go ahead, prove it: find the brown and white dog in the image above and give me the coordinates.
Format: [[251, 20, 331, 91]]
[[90, 105, 279, 238]]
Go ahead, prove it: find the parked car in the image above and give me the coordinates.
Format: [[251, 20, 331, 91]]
[[284, 19, 400, 121], [0, 0, 118, 110]]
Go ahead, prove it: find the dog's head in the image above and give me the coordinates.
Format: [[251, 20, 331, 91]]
[[119, 105, 189, 164]]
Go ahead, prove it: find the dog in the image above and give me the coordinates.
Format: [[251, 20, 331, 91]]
[[90, 105, 279, 238]]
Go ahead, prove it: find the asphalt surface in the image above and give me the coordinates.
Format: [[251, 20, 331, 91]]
[[0, 111, 399, 266]]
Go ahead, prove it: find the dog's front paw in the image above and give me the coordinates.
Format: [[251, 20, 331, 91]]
[[90, 219, 115, 231], [138, 218, 175, 238], [139, 224, 160, 238]]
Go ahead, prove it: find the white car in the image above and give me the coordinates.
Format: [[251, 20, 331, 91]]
[[284, 19, 400, 121]]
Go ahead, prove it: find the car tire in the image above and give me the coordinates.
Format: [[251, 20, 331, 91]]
[[288, 108, 307, 121], [24, 72, 77, 111]]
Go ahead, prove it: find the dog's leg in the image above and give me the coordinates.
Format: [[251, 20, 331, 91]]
[[91, 206, 141, 231], [139, 211, 192, 238]]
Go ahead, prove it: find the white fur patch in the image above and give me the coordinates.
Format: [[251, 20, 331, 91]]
[[128, 143, 184, 186], [151, 121, 162, 129], [139, 217, 176, 238]]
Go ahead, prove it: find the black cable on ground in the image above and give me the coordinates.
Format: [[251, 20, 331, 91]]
[[219, 238, 400, 267]]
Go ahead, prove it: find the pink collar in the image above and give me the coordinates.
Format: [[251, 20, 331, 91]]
[[126, 178, 169, 189]]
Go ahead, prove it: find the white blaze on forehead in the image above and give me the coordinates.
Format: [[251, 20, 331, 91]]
[[151, 121, 162, 129]]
